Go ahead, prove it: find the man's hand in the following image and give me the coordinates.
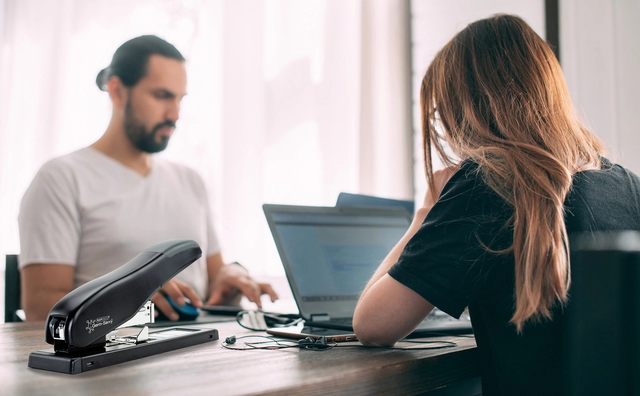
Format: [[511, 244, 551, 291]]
[[205, 263, 278, 309], [151, 279, 202, 321]]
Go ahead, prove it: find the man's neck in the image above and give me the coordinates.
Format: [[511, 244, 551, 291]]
[[91, 125, 153, 177]]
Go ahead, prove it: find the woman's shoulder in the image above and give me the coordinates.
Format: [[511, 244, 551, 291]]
[[575, 157, 640, 184], [440, 159, 489, 198], [434, 159, 509, 221]]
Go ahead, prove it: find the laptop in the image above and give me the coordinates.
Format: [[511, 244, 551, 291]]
[[336, 192, 415, 218], [262, 204, 473, 337]]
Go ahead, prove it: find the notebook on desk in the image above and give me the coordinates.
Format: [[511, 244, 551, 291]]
[[262, 204, 473, 337]]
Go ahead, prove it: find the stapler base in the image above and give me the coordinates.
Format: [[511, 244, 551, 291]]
[[28, 327, 219, 374]]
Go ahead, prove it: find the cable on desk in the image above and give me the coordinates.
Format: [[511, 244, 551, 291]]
[[416, 332, 475, 338], [333, 339, 459, 350], [220, 335, 458, 351], [235, 310, 303, 331], [221, 336, 328, 351]]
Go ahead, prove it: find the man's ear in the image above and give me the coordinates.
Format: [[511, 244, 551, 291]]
[[107, 76, 128, 110]]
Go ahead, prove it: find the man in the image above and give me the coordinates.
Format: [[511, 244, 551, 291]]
[[18, 35, 277, 321]]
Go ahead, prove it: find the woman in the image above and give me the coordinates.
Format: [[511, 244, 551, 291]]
[[353, 14, 640, 395]]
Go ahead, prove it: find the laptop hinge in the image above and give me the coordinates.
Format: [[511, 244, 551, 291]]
[[310, 314, 330, 322]]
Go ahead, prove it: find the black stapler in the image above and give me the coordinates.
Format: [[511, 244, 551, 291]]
[[28, 239, 219, 374]]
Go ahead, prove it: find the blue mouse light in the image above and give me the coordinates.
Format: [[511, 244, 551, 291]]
[[157, 295, 200, 321]]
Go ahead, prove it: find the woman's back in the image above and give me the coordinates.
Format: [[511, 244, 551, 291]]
[[353, 13, 640, 396], [395, 158, 640, 395]]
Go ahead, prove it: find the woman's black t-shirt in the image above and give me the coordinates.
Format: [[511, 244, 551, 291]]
[[388, 158, 640, 395]]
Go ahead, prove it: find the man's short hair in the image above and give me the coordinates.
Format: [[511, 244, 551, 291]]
[[96, 35, 185, 91]]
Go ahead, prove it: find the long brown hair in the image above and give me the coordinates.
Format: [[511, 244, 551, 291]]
[[420, 14, 605, 331]]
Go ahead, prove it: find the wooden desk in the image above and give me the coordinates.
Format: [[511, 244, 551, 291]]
[[1, 320, 479, 395]]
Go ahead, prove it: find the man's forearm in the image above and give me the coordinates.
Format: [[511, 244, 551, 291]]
[[23, 290, 70, 321], [21, 263, 76, 321]]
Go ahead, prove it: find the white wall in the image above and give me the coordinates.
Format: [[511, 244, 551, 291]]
[[561, 0, 640, 174]]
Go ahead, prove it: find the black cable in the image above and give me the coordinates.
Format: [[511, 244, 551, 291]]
[[221, 335, 299, 350], [413, 332, 475, 338], [332, 340, 458, 350], [297, 336, 337, 350], [235, 310, 303, 331], [220, 335, 458, 351]]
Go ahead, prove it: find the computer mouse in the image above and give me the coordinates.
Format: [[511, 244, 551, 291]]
[[155, 295, 200, 321]]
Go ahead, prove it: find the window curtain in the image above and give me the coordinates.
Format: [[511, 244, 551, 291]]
[[0, 0, 413, 276]]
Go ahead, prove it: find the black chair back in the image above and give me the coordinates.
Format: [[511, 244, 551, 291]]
[[4, 255, 22, 322], [566, 232, 640, 395]]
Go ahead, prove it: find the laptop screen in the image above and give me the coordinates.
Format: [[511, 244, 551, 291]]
[[336, 192, 415, 217], [263, 204, 411, 319]]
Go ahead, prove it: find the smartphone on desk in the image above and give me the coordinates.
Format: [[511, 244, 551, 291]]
[[267, 323, 358, 342]]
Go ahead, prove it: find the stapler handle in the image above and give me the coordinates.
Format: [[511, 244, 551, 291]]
[[45, 239, 202, 351]]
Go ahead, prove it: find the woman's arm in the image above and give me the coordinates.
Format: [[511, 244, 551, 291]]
[[353, 167, 457, 346]]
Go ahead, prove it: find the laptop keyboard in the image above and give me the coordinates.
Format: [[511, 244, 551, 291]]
[[330, 317, 353, 326]]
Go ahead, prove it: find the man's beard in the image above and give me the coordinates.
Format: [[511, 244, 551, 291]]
[[123, 101, 175, 154]]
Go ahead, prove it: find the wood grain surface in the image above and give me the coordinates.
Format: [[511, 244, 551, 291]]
[[0, 319, 478, 395]]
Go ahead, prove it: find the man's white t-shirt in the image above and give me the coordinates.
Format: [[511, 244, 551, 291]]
[[18, 147, 221, 299]]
